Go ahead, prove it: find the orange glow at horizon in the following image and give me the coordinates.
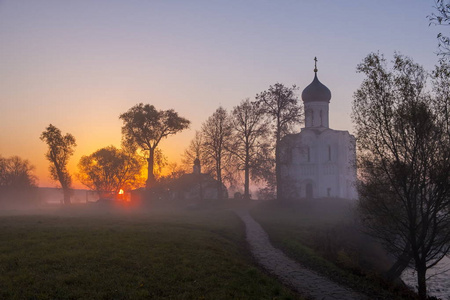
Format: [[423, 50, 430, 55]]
[[10, 123, 193, 189]]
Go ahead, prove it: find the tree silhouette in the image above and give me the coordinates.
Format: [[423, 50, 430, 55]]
[[0, 156, 37, 189], [352, 53, 450, 299], [256, 83, 302, 201], [201, 107, 233, 200], [0, 156, 38, 207], [77, 146, 143, 198], [119, 103, 190, 189], [40, 124, 76, 205], [429, 0, 450, 57], [228, 99, 270, 199], [182, 131, 206, 172]]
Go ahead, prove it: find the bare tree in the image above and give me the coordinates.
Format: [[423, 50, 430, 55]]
[[256, 83, 302, 200], [40, 124, 76, 205], [182, 131, 206, 172], [352, 53, 450, 299], [0, 156, 38, 207], [432, 59, 450, 136], [0, 156, 37, 189], [119, 103, 190, 189], [166, 162, 186, 180], [201, 107, 233, 200], [228, 99, 270, 199], [153, 148, 168, 182], [77, 146, 143, 198]]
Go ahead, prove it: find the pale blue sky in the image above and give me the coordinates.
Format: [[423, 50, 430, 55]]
[[0, 0, 443, 186]]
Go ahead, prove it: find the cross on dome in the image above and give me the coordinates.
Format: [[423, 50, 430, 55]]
[[301, 57, 331, 103]]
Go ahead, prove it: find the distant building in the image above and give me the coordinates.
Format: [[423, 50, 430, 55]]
[[164, 158, 228, 201], [279, 59, 357, 199]]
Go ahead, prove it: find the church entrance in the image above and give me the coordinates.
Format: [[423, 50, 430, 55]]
[[306, 183, 313, 199]]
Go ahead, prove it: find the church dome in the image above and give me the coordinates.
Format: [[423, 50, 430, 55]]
[[301, 73, 331, 103]]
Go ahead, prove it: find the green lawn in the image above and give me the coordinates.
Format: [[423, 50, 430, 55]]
[[250, 200, 418, 300], [0, 207, 300, 300]]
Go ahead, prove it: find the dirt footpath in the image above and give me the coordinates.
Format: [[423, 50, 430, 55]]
[[236, 210, 368, 300]]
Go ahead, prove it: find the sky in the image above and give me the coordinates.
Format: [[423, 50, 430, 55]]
[[0, 0, 444, 188]]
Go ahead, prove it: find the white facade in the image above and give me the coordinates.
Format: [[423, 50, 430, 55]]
[[280, 68, 357, 200]]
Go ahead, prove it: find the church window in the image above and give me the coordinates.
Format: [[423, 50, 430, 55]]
[[328, 145, 331, 161], [306, 146, 310, 162], [320, 110, 323, 126], [327, 188, 331, 197]]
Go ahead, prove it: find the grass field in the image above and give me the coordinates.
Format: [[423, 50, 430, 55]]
[[0, 206, 300, 300], [250, 199, 419, 300]]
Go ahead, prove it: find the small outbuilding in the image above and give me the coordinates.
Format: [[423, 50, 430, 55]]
[[163, 158, 228, 201]]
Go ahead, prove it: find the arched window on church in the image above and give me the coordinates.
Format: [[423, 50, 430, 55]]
[[328, 145, 331, 161], [320, 110, 323, 126]]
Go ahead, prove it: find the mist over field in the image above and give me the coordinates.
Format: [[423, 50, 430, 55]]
[[3, 1, 450, 299]]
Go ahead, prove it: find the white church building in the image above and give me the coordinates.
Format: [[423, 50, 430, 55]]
[[280, 60, 357, 200]]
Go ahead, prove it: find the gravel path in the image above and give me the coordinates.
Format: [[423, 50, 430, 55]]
[[236, 210, 368, 300]]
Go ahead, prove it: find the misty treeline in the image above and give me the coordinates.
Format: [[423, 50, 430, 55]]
[[181, 84, 302, 200], [353, 52, 450, 299], [116, 84, 303, 201], [30, 83, 303, 203]]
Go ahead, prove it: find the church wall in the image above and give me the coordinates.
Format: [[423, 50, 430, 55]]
[[280, 128, 357, 200]]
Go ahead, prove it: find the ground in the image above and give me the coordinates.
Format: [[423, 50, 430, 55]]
[[0, 205, 299, 300], [0, 198, 421, 300]]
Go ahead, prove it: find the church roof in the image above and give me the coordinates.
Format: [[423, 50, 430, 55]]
[[301, 58, 331, 103], [301, 73, 331, 103]]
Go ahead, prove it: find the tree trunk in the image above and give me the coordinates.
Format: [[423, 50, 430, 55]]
[[55, 165, 70, 205], [416, 263, 427, 300], [275, 143, 283, 201], [385, 244, 411, 280], [63, 187, 71, 205], [244, 151, 250, 199], [217, 162, 223, 200], [146, 149, 155, 189]]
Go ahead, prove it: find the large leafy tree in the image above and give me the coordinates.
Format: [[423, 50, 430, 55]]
[[352, 53, 450, 299], [228, 99, 270, 199], [119, 103, 190, 189], [40, 124, 76, 205], [77, 146, 143, 198], [256, 83, 302, 200]]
